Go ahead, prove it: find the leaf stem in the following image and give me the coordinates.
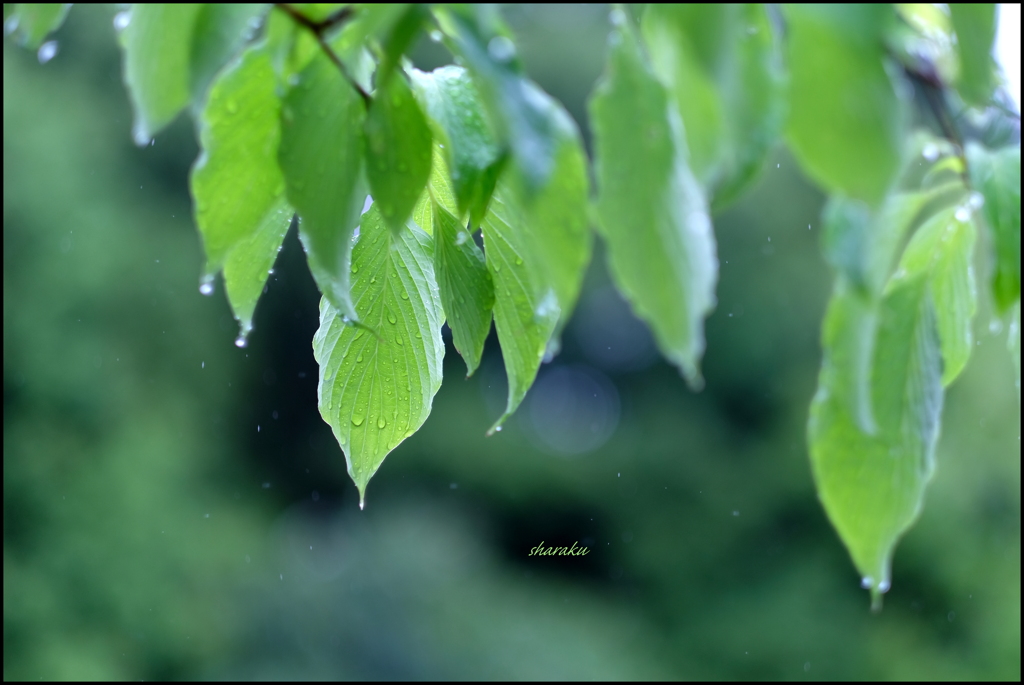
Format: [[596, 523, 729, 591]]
[[274, 3, 371, 106]]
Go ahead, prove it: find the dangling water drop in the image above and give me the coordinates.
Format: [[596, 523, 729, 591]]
[[199, 277, 215, 296], [37, 40, 58, 64], [113, 10, 131, 32], [234, 334, 248, 348]]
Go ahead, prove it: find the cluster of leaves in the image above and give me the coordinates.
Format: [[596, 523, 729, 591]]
[[6, 3, 1019, 606]]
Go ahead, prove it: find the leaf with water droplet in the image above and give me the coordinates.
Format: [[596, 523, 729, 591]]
[[189, 4, 270, 107], [967, 143, 1020, 313], [433, 200, 494, 376], [280, 51, 366, 322], [8, 2, 70, 50], [364, 72, 433, 233], [810, 276, 943, 607], [192, 43, 292, 339], [410, 65, 504, 225], [893, 207, 977, 385], [589, 19, 717, 387], [314, 205, 444, 505]]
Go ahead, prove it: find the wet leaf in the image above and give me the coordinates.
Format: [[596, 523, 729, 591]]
[[189, 3, 270, 106], [313, 205, 444, 506], [278, 51, 367, 322], [7, 2, 70, 49], [432, 201, 493, 376], [809, 277, 943, 607], [589, 17, 718, 387], [191, 44, 292, 339], [364, 72, 433, 233], [410, 65, 504, 226]]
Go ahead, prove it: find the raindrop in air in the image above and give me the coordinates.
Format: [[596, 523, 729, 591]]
[[234, 334, 248, 348], [113, 11, 131, 32], [37, 41, 58, 64], [487, 35, 516, 63], [922, 142, 940, 161]]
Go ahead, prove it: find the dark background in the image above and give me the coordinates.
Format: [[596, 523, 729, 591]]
[[4, 5, 1020, 679]]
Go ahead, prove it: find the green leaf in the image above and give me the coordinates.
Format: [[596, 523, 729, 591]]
[[121, 4, 203, 145], [279, 51, 367, 322], [589, 17, 718, 387], [784, 4, 905, 206], [364, 72, 433, 233], [374, 3, 428, 89], [896, 207, 978, 385], [410, 65, 504, 226], [822, 183, 961, 298], [191, 44, 292, 339], [949, 3, 996, 106], [8, 2, 70, 49], [967, 143, 1020, 312], [313, 205, 444, 506], [435, 5, 559, 193], [189, 3, 270, 106], [809, 277, 943, 606], [642, 4, 784, 209], [411, 145, 459, 236], [481, 186, 559, 433], [432, 201, 493, 377]]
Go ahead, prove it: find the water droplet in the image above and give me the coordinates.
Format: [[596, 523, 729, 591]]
[[989, 318, 1003, 334], [370, 276, 377, 283], [861, 576, 874, 589], [352, 264, 358, 274], [955, 206, 971, 222], [395, 336, 403, 345], [487, 35, 516, 63], [515, 257, 523, 265], [377, 416, 387, 429], [455, 231, 469, 245], [430, 29, 443, 42], [234, 335, 248, 348], [493, 262, 501, 271], [352, 415, 364, 426], [609, 7, 627, 26], [878, 579, 891, 593], [922, 142, 940, 162], [113, 11, 131, 32], [356, 354, 364, 363], [199, 278, 215, 296], [968, 191, 985, 210], [37, 40, 58, 64], [5, 15, 20, 35], [400, 291, 409, 300], [226, 99, 239, 114], [495, 425, 502, 432], [387, 310, 397, 324]]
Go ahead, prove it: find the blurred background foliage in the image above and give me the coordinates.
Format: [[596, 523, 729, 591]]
[[4, 4, 1020, 680]]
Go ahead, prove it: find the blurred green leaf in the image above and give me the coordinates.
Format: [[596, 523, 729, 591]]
[[410, 65, 504, 226], [191, 44, 292, 339], [278, 51, 366, 322], [365, 72, 433, 233], [967, 143, 1021, 312], [949, 3, 996, 106], [810, 276, 942, 605], [374, 3, 427, 88], [189, 4, 269, 106], [896, 207, 977, 385], [784, 4, 904, 206], [589, 17, 717, 387], [121, 4, 203, 144], [313, 205, 444, 505], [432, 200, 493, 377], [8, 2, 70, 49], [1011, 301, 1021, 400], [642, 4, 784, 210], [436, 4, 560, 193], [481, 185, 559, 433]]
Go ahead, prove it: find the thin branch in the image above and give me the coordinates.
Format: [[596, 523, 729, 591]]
[[274, 3, 371, 105]]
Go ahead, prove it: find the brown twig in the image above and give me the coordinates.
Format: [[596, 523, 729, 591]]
[[274, 3, 371, 105]]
